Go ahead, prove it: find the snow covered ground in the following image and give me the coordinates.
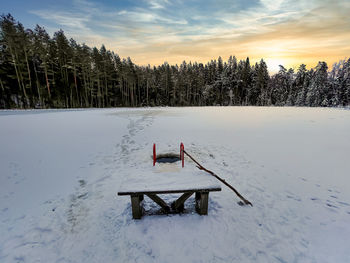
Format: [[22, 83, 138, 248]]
[[0, 107, 350, 263]]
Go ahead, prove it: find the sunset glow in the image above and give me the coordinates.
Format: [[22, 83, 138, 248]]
[[3, 0, 350, 72]]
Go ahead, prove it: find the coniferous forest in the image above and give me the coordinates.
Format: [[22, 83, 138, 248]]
[[0, 14, 349, 109]]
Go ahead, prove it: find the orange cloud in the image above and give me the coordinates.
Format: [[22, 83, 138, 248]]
[[34, 0, 349, 73], [104, 1, 350, 73]]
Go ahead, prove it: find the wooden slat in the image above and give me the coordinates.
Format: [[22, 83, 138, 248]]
[[118, 187, 221, 196]]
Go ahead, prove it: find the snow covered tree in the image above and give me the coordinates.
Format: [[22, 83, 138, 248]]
[[294, 64, 308, 106], [252, 59, 269, 106], [306, 62, 328, 106]]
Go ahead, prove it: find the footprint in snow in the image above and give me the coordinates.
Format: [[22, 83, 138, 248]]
[[286, 195, 301, 202], [34, 227, 52, 233], [310, 197, 324, 205], [14, 256, 25, 262], [337, 201, 350, 207], [326, 203, 338, 209], [79, 179, 86, 187], [254, 186, 265, 193]]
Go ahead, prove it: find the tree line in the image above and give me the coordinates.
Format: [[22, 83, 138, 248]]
[[0, 14, 349, 109]]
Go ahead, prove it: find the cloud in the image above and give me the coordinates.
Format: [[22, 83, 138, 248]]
[[147, 0, 169, 9], [29, 10, 90, 31], [117, 10, 187, 25], [28, 0, 350, 71], [260, 0, 284, 10]]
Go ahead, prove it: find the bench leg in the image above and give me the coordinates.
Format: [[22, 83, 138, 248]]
[[131, 195, 143, 219], [195, 192, 209, 215], [195, 192, 201, 204]]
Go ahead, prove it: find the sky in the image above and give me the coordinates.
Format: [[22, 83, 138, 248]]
[[2, 0, 350, 73]]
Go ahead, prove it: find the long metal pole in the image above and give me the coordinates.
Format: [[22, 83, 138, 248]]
[[183, 150, 253, 206]]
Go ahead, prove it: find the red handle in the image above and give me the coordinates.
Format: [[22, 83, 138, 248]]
[[180, 142, 184, 168], [153, 143, 156, 166]]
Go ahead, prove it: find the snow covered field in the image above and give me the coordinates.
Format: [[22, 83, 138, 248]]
[[1, 107, 350, 263]]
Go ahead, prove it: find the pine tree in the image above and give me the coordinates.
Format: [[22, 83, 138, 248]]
[[306, 62, 328, 106], [294, 64, 308, 106]]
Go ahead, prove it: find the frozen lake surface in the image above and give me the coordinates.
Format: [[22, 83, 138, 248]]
[[1, 107, 350, 262]]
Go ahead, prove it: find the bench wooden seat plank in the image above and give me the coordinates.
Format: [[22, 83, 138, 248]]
[[118, 187, 221, 196]]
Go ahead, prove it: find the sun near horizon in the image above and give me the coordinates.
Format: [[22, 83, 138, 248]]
[[3, 0, 350, 73]]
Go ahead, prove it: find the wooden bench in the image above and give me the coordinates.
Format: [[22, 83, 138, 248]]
[[118, 187, 221, 219]]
